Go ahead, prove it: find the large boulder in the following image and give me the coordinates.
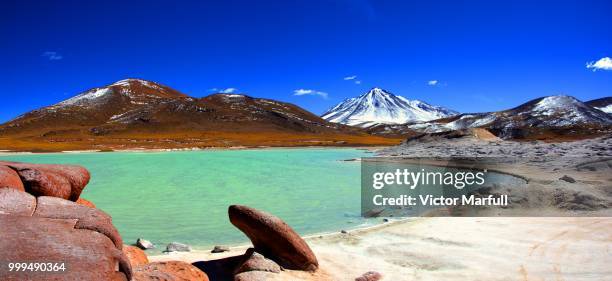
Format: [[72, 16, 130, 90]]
[[0, 165, 24, 191], [133, 261, 209, 281], [34, 196, 123, 248], [0, 215, 131, 280], [228, 205, 318, 271], [123, 245, 149, 267], [0, 187, 36, 216], [0, 162, 134, 280], [0, 161, 90, 201]]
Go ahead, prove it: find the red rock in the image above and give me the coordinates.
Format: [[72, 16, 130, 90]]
[[133, 261, 209, 281], [355, 271, 383, 281], [0, 161, 90, 201], [0, 215, 131, 280], [228, 205, 318, 271], [34, 196, 123, 249], [0, 187, 36, 216], [76, 197, 97, 208], [123, 245, 149, 267], [0, 165, 24, 191]]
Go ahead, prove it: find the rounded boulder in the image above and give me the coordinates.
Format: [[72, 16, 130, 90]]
[[228, 205, 318, 271]]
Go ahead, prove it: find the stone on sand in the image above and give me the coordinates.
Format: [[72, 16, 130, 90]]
[[165, 242, 192, 252], [137, 238, 155, 250]]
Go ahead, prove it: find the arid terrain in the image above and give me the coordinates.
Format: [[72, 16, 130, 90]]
[[0, 79, 402, 152]]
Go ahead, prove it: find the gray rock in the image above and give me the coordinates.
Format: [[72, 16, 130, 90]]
[[212, 245, 230, 253], [165, 242, 191, 252], [136, 238, 155, 250], [355, 271, 383, 281], [235, 251, 281, 274], [559, 175, 576, 183], [234, 271, 274, 281]]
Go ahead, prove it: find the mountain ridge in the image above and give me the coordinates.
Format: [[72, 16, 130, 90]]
[[0, 79, 401, 151]]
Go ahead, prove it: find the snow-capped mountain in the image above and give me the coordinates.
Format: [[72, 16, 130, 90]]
[[367, 95, 612, 140], [321, 88, 458, 127], [50, 78, 189, 109]]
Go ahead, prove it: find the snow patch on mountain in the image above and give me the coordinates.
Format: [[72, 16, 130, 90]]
[[57, 88, 112, 106], [321, 88, 457, 127], [595, 104, 612, 114]]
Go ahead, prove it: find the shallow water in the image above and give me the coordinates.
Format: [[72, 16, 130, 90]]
[[0, 148, 372, 252]]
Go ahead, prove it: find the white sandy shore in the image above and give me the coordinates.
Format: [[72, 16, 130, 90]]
[[150, 217, 611, 280]]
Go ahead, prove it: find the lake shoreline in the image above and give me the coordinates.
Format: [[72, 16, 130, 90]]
[[153, 136, 611, 280], [0, 145, 385, 156]]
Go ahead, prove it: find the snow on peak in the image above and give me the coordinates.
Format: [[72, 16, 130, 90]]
[[56, 88, 112, 107], [322, 87, 458, 127], [111, 78, 163, 90], [533, 95, 581, 113]]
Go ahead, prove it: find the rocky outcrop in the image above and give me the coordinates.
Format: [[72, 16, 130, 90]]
[[228, 205, 318, 271], [0, 193, 131, 280], [34, 196, 123, 248], [0, 165, 24, 191], [0, 162, 133, 280], [133, 261, 209, 281], [123, 245, 149, 267], [0, 161, 90, 201]]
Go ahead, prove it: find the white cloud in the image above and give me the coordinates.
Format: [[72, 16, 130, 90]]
[[586, 57, 612, 71], [220, 88, 237, 93], [209, 87, 238, 93], [428, 80, 439, 86], [293, 89, 328, 99], [355, 80, 362, 84], [343, 75, 357, 80], [42, 51, 62, 61]]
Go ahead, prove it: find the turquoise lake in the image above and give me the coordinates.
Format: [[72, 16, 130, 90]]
[[0, 148, 372, 252]]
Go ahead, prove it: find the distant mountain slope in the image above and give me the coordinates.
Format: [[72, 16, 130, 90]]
[[368, 95, 612, 141], [0, 79, 401, 151], [321, 88, 457, 127], [586, 97, 612, 114]]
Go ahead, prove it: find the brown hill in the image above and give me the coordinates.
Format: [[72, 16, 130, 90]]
[[0, 79, 401, 152]]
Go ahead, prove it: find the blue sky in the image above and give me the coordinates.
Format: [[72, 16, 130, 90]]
[[1, 0, 611, 122]]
